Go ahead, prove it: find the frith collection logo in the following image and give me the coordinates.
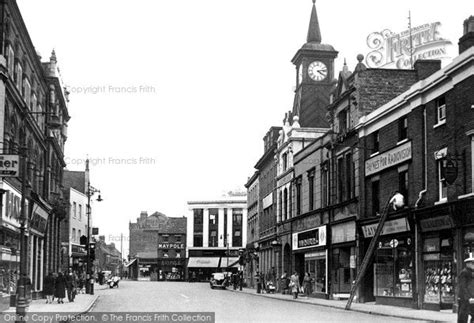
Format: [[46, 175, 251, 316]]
[[365, 22, 452, 69]]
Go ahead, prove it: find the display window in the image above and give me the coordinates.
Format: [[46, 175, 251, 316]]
[[374, 236, 413, 298], [422, 235, 454, 306], [304, 251, 327, 293], [0, 261, 19, 295]]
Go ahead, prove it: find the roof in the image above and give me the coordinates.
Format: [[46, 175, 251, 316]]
[[63, 170, 86, 194]]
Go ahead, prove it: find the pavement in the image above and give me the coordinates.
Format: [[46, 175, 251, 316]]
[[0, 283, 106, 321], [227, 287, 457, 323]]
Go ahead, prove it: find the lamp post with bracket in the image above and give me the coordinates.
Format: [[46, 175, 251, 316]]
[[85, 181, 102, 295]]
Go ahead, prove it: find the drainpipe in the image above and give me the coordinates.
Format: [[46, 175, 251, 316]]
[[414, 106, 428, 309]]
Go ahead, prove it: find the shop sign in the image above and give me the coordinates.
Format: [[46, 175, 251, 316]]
[[158, 243, 184, 249], [331, 221, 356, 244], [160, 259, 183, 266], [304, 251, 326, 259], [444, 159, 458, 185], [30, 204, 49, 235], [365, 22, 451, 69], [292, 225, 326, 251], [350, 255, 356, 269], [365, 141, 412, 176], [0, 155, 19, 177], [362, 218, 410, 238], [420, 215, 453, 232], [2, 183, 29, 229]]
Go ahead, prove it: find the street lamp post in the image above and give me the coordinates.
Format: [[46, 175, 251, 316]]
[[15, 145, 30, 322], [85, 182, 102, 295]]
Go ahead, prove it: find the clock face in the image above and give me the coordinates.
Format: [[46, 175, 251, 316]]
[[308, 61, 328, 81], [298, 64, 303, 85]]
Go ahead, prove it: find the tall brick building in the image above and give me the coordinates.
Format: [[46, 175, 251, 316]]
[[0, 0, 70, 310], [129, 211, 186, 281], [356, 17, 474, 310]]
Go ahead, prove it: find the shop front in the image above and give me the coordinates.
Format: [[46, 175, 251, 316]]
[[0, 183, 24, 310], [292, 225, 327, 298], [361, 215, 416, 308], [417, 213, 455, 311], [330, 220, 356, 299], [158, 258, 186, 281]]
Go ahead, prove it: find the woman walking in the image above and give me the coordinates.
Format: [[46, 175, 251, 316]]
[[289, 271, 300, 299], [54, 272, 66, 304], [43, 272, 55, 304]]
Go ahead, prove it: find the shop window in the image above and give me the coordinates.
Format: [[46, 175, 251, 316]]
[[305, 254, 326, 294], [374, 238, 413, 298], [163, 250, 169, 258], [423, 236, 454, 306]]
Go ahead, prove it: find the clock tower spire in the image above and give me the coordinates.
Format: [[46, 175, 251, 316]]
[[307, 0, 321, 43], [291, 0, 338, 128]]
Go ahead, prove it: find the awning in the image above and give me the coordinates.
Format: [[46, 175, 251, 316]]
[[220, 257, 240, 268], [187, 257, 220, 268], [124, 258, 137, 268]]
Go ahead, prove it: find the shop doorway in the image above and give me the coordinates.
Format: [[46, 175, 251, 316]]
[[294, 253, 305, 283]]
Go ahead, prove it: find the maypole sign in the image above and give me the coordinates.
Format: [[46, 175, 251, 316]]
[[365, 22, 452, 69]]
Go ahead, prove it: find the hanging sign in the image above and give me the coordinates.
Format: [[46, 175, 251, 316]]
[[444, 159, 458, 185]]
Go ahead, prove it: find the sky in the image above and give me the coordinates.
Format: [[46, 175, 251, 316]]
[[16, 0, 474, 257]]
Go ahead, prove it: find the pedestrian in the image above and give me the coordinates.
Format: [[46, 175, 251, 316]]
[[289, 271, 300, 299], [43, 272, 55, 304], [54, 272, 66, 304], [303, 272, 312, 297], [78, 272, 85, 294], [256, 271, 261, 294], [280, 271, 288, 294], [457, 256, 474, 323], [65, 269, 76, 302]]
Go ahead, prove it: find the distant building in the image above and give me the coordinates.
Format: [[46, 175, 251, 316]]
[[128, 212, 186, 280], [61, 170, 88, 273], [95, 236, 121, 275], [186, 196, 247, 281]]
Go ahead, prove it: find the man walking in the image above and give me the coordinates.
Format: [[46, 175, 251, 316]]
[[458, 256, 474, 323]]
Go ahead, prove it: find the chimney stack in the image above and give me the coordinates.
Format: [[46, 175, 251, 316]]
[[459, 16, 474, 54]]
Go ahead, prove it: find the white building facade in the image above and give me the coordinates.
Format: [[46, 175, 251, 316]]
[[186, 197, 247, 281]]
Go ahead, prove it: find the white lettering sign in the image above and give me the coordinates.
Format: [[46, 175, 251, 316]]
[[362, 218, 410, 238], [365, 141, 412, 176]]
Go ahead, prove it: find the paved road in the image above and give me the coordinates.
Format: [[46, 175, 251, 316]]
[[91, 280, 426, 323]]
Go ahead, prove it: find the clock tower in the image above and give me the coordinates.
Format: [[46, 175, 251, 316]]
[[291, 0, 338, 128]]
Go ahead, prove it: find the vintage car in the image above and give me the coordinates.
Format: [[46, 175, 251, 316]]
[[210, 272, 228, 289]]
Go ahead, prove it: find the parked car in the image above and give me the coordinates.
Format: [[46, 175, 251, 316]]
[[210, 272, 228, 289]]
